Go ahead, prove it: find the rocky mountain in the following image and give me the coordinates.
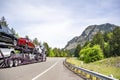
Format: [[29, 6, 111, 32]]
[[65, 23, 119, 50]]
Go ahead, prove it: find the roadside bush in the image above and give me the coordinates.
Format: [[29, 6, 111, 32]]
[[79, 45, 104, 63]]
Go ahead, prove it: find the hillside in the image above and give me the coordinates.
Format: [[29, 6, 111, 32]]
[[65, 23, 119, 50]]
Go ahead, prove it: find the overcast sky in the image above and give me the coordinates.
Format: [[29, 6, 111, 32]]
[[0, 0, 120, 48]]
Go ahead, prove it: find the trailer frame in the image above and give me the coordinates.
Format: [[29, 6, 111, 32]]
[[0, 43, 46, 68]]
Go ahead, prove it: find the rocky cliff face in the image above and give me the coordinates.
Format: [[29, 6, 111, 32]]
[[65, 23, 118, 50]]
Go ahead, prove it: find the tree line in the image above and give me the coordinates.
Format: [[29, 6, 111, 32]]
[[43, 42, 69, 57]]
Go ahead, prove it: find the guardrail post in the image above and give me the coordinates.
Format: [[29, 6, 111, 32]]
[[96, 77, 100, 80], [75, 68, 77, 73], [81, 71, 84, 76], [76, 69, 80, 74], [86, 74, 90, 79], [89, 74, 92, 80], [84, 72, 87, 78]]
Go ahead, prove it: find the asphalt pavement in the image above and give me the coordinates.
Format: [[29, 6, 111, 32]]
[[0, 58, 83, 80]]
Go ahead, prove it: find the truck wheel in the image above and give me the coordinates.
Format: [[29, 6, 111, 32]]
[[44, 57, 46, 62], [42, 54, 46, 62], [7, 59, 13, 68], [18, 59, 22, 65], [13, 59, 18, 67], [18, 59, 22, 66], [35, 55, 42, 62]]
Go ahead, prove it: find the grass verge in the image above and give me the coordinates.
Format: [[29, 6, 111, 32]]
[[66, 57, 120, 79]]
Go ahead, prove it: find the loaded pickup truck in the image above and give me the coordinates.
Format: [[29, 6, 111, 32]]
[[0, 24, 17, 46], [17, 38, 35, 49]]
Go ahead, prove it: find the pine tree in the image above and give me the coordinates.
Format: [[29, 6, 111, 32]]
[[91, 32, 104, 50], [0, 16, 7, 26], [110, 27, 120, 56], [33, 38, 39, 45], [43, 42, 50, 56], [74, 44, 81, 57], [25, 35, 29, 40]]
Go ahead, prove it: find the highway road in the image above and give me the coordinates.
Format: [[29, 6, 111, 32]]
[[0, 58, 83, 80]]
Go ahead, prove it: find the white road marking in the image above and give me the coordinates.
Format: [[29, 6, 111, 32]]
[[32, 61, 59, 80]]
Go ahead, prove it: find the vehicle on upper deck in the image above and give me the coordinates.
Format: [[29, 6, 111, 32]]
[[0, 17, 17, 46], [17, 38, 35, 49]]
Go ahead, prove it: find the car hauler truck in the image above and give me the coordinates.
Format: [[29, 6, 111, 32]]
[[0, 43, 46, 68], [0, 17, 46, 68]]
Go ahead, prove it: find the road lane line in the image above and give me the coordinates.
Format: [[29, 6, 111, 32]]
[[32, 61, 59, 80]]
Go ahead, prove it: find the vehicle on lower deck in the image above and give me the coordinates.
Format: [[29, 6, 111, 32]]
[[0, 44, 46, 68]]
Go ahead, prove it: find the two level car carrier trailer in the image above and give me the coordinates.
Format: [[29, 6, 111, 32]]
[[0, 43, 46, 68]]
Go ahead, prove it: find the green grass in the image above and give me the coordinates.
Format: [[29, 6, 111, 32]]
[[66, 57, 120, 79]]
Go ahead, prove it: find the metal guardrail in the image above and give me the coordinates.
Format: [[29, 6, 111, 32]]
[[63, 59, 118, 80]]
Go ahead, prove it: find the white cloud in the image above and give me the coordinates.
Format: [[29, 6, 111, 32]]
[[19, 19, 73, 48]]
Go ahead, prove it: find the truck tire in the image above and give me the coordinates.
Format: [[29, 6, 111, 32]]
[[35, 55, 42, 62], [7, 59, 13, 68], [42, 54, 46, 62], [13, 59, 18, 67], [18, 59, 22, 66], [44, 57, 46, 62]]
